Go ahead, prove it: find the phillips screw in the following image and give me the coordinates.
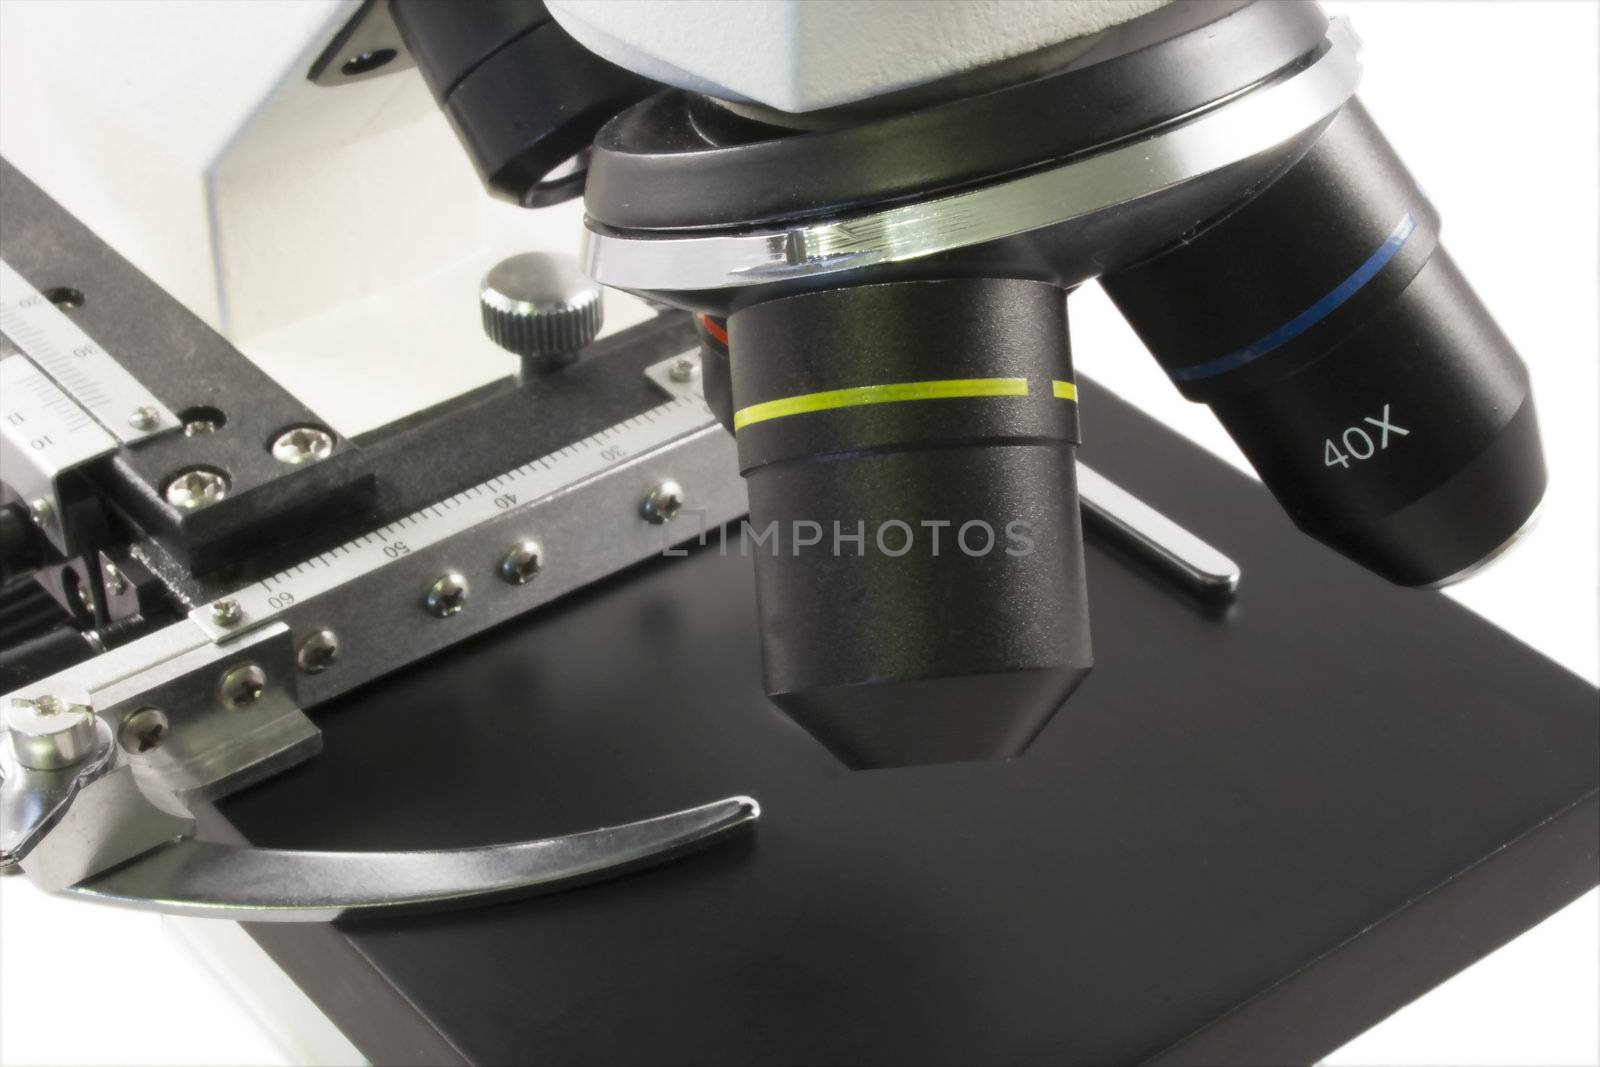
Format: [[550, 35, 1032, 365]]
[[426, 572, 470, 617]]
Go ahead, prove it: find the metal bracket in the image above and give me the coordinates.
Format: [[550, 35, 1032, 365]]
[[2, 620, 318, 801], [307, 0, 416, 87], [98, 622, 319, 802], [1, 256, 181, 553], [0, 355, 116, 554]]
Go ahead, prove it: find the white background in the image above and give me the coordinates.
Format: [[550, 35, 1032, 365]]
[[1, 2, 1597, 1065]]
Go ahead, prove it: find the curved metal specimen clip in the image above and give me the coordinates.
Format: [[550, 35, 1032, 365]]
[[63, 796, 760, 922]]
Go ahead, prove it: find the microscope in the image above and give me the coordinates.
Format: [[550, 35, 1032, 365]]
[[1, 2, 1594, 1063]]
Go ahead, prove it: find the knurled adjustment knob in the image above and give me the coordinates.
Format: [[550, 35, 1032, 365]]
[[479, 252, 604, 377]]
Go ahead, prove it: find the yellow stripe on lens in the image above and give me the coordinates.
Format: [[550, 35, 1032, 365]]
[[1052, 379, 1078, 401], [733, 377, 1030, 431]]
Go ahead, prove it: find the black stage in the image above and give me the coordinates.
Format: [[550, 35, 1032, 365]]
[[220, 378, 1598, 1065]]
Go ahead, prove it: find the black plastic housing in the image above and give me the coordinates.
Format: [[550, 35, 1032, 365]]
[[728, 279, 1092, 768], [584, 0, 1325, 230], [391, 0, 655, 206]]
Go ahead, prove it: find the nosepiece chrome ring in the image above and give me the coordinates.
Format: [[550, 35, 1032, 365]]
[[582, 20, 1363, 293]]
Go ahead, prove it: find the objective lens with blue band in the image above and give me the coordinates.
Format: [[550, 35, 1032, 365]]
[[1167, 213, 1417, 384], [1103, 100, 1544, 588]]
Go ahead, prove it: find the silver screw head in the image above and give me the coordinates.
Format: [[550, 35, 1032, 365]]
[[102, 561, 129, 597], [296, 629, 340, 674], [218, 664, 267, 709], [184, 418, 218, 437], [642, 480, 686, 524], [668, 356, 699, 383], [271, 426, 335, 465], [128, 406, 160, 431], [210, 598, 243, 627], [498, 540, 543, 585], [426, 572, 470, 617], [117, 707, 169, 754], [165, 468, 228, 510], [27, 498, 52, 529], [3, 695, 100, 770]]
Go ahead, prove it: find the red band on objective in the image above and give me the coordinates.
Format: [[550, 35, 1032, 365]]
[[697, 313, 729, 346]]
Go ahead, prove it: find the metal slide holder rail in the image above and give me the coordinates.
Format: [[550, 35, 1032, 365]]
[[0, 350, 761, 920]]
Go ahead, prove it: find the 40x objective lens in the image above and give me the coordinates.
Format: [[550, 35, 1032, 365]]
[[1104, 101, 1545, 586]]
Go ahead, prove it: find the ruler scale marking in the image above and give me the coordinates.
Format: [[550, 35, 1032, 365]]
[[193, 392, 716, 638], [0, 258, 178, 442]]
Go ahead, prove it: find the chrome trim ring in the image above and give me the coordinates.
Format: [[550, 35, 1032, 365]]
[[582, 19, 1363, 293]]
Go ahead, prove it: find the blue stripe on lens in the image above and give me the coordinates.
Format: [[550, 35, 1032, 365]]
[[1167, 213, 1418, 383]]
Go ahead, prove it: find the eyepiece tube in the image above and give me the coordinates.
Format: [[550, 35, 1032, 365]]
[[1103, 100, 1546, 587], [728, 278, 1092, 768]]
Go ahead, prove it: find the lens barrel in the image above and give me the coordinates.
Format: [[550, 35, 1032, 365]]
[[728, 278, 1092, 768], [1103, 100, 1545, 586]]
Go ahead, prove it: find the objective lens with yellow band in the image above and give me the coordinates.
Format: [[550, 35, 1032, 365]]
[[724, 277, 1092, 769], [732, 375, 1080, 432]]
